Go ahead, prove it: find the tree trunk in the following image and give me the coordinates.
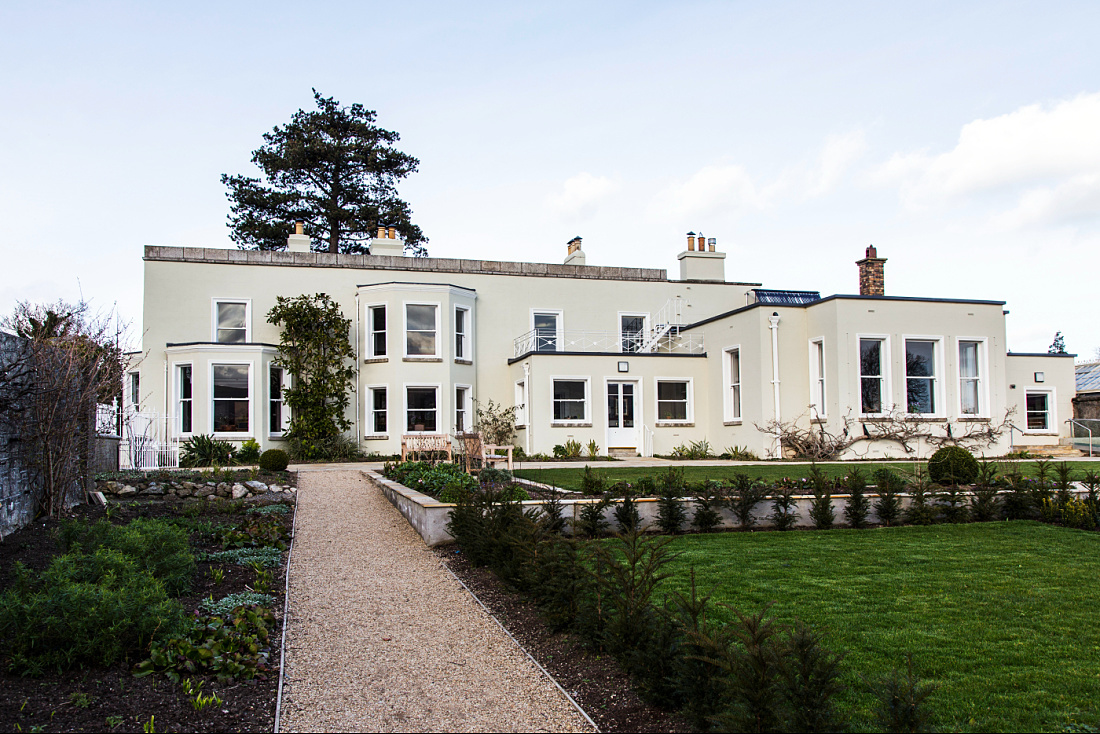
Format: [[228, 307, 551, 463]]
[[328, 223, 339, 253]]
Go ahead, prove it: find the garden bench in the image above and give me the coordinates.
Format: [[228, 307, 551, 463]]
[[400, 434, 453, 463], [458, 432, 514, 474]]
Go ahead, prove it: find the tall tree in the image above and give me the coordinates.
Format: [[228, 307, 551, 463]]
[[222, 90, 427, 256], [1049, 331, 1067, 354]]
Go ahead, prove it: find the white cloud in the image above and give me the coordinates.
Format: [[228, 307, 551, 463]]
[[546, 172, 618, 218], [807, 130, 868, 197], [874, 92, 1100, 221], [992, 173, 1100, 229]]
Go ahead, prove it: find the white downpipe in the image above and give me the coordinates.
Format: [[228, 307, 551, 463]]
[[523, 362, 531, 457], [354, 291, 361, 444], [768, 312, 782, 458], [162, 356, 168, 445]]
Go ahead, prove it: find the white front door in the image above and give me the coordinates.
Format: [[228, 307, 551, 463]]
[[607, 381, 638, 452]]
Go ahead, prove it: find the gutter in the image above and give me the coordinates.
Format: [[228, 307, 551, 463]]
[[768, 312, 782, 458]]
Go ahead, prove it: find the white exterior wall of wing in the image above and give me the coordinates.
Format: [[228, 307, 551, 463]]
[[1005, 354, 1076, 447]]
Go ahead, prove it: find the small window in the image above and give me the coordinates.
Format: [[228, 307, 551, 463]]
[[177, 366, 192, 434], [515, 381, 526, 426], [455, 386, 468, 432], [905, 340, 936, 414], [810, 340, 826, 417], [620, 314, 646, 353], [455, 307, 469, 360], [369, 306, 387, 357], [1026, 392, 1050, 431], [270, 366, 289, 434], [657, 380, 690, 421], [406, 304, 438, 357], [959, 341, 981, 415], [216, 302, 248, 344], [407, 387, 438, 432], [369, 387, 388, 434], [212, 364, 249, 433], [130, 372, 140, 407], [553, 380, 586, 421], [860, 339, 884, 414], [726, 348, 741, 421], [534, 312, 560, 352]]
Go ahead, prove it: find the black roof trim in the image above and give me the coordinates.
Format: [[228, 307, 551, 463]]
[[508, 350, 707, 365], [166, 342, 281, 348], [681, 293, 1008, 331], [357, 281, 477, 292], [1007, 352, 1078, 358]]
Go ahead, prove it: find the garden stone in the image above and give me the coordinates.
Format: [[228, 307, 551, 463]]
[[207, 494, 223, 502], [232, 485, 249, 500], [176, 486, 192, 497], [245, 480, 268, 494], [117, 486, 137, 496], [142, 486, 165, 495]]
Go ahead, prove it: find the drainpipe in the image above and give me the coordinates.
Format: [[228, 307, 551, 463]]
[[768, 312, 782, 458], [354, 291, 361, 445], [523, 361, 531, 457], [162, 355, 168, 445]]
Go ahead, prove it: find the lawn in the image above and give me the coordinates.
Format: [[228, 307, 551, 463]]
[[515, 460, 1100, 490], [661, 521, 1100, 732]]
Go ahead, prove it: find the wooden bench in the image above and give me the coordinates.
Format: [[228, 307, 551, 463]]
[[458, 432, 514, 474], [400, 434, 453, 463]]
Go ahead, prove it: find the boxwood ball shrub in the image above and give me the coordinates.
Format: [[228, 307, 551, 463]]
[[259, 449, 290, 472], [928, 446, 980, 485]]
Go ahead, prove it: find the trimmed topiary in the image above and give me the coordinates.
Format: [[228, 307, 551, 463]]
[[258, 449, 290, 472], [928, 446, 979, 485]]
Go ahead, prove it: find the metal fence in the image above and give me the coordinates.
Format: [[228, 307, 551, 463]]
[[513, 329, 704, 358], [1069, 419, 1100, 457]]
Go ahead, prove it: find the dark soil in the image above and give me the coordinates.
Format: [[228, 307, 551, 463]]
[[436, 547, 691, 734], [0, 498, 292, 733]]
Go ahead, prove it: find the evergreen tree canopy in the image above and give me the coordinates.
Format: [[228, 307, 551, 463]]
[[222, 90, 427, 256], [1049, 331, 1067, 354]]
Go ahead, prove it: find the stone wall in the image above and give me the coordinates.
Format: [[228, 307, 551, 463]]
[[95, 476, 296, 502]]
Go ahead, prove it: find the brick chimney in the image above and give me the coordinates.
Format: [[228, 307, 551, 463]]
[[564, 236, 585, 266], [857, 245, 886, 296]]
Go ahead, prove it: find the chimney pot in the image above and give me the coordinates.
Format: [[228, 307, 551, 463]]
[[707, 237, 716, 252], [377, 225, 386, 239], [294, 220, 304, 236], [387, 226, 396, 239]]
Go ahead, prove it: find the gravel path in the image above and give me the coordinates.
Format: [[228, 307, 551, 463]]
[[278, 469, 593, 733]]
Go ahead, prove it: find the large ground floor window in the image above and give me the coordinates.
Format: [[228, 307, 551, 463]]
[[212, 364, 250, 433], [407, 386, 438, 432], [553, 379, 587, 421], [1026, 391, 1051, 431]]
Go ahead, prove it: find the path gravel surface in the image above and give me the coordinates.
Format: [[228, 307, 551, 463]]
[[278, 469, 592, 733]]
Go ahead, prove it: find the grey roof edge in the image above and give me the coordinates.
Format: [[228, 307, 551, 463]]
[[508, 350, 707, 365], [144, 245, 671, 283], [681, 293, 1010, 332], [1007, 352, 1078, 358], [357, 281, 476, 292]]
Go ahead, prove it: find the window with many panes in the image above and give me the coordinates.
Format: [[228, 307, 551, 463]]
[[368, 387, 387, 434], [212, 364, 249, 433], [130, 372, 140, 407], [215, 301, 248, 344], [958, 341, 982, 415], [369, 306, 387, 357], [270, 366, 287, 435], [177, 365, 192, 434], [620, 314, 646, 353], [1026, 391, 1051, 431], [455, 386, 468, 432], [406, 387, 438, 432], [905, 339, 937, 414], [810, 340, 826, 417], [657, 380, 691, 422], [859, 338, 885, 414], [405, 304, 438, 357], [552, 379, 587, 422], [726, 348, 741, 421], [455, 307, 469, 360], [534, 312, 560, 352]]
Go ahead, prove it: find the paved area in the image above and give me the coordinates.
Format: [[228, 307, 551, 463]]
[[278, 469, 591, 733]]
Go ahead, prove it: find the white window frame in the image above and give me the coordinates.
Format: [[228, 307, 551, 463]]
[[857, 334, 892, 417], [403, 301, 441, 359], [172, 362, 193, 437], [269, 364, 291, 437], [403, 383, 442, 434], [902, 335, 945, 417], [654, 377, 694, 424], [531, 309, 564, 353], [550, 375, 590, 424], [454, 305, 471, 361], [365, 384, 389, 437], [515, 381, 527, 427], [722, 345, 742, 423], [809, 338, 826, 419], [366, 303, 387, 358], [211, 298, 252, 344], [128, 370, 141, 409], [1024, 388, 1057, 434], [617, 312, 649, 354], [209, 361, 254, 438], [955, 337, 989, 418], [455, 384, 472, 433]]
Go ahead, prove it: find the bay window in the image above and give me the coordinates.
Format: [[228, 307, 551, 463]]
[[177, 365, 192, 434], [406, 386, 438, 432], [212, 364, 250, 434], [368, 386, 388, 435], [405, 304, 438, 357], [455, 307, 469, 360], [859, 338, 885, 414], [369, 305, 387, 357]]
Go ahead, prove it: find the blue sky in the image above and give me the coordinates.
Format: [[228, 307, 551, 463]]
[[1, 1, 1097, 356]]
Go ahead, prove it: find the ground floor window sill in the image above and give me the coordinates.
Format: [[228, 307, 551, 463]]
[[656, 422, 694, 428], [454, 358, 473, 365], [551, 422, 593, 428], [723, 421, 743, 426], [957, 417, 990, 422], [363, 357, 388, 364], [363, 434, 389, 440], [403, 357, 443, 363]]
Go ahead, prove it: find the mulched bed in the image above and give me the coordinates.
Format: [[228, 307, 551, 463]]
[[0, 498, 293, 733], [436, 547, 691, 734]]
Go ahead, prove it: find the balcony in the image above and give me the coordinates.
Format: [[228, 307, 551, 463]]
[[512, 328, 704, 359]]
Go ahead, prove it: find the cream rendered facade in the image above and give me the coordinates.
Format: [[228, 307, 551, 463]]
[[133, 237, 1075, 459]]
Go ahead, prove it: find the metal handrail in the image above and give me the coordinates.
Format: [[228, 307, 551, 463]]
[[513, 328, 704, 358], [1067, 419, 1095, 457]]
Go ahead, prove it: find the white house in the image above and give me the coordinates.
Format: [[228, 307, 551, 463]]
[[128, 228, 1075, 460]]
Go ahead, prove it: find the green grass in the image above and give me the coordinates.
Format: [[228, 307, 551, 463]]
[[661, 521, 1100, 732], [515, 460, 1100, 491]]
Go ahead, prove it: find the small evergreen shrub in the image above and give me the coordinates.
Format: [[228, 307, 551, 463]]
[[691, 481, 724, 533], [928, 446, 979, 485], [576, 495, 613, 538], [768, 488, 798, 531], [613, 492, 641, 533], [258, 449, 290, 472], [581, 465, 606, 494], [478, 466, 512, 486], [59, 518, 195, 596], [729, 474, 765, 529], [180, 434, 237, 467], [656, 482, 687, 535], [870, 655, 937, 733], [873, 468, 904, 527], [237, 439, 261, 464], [903, 470, 938, 525], [936, 484, 970, 523], [808, 466, 836, 530], [843, 468, 871, 529]]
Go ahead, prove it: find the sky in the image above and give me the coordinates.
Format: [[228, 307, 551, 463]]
[[1, 0, 1098, 357]]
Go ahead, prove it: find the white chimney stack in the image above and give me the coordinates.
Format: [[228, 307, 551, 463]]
[[370, 225, 405, 256], [286, 220, 311, 252]]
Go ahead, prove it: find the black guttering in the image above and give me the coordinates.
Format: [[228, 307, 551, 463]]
[[680, 293, 1009, 332], [166, 342, 281, 348], [508, 350, 706, 365], [1007, 352, 1078, 358]]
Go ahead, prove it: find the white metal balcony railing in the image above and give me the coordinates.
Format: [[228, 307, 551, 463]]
[[513, 328, 704, 358]]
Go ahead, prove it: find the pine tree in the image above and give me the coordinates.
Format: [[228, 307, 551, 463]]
[[1049, 331, 1067, 354]]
